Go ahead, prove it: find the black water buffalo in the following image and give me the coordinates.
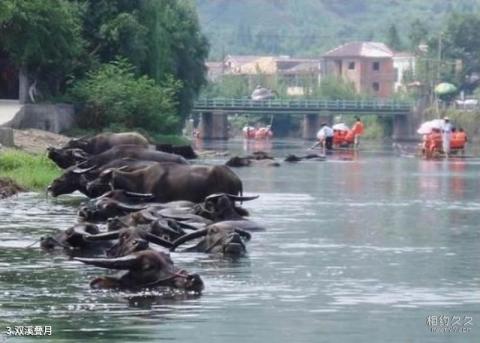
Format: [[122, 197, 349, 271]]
[[40, 223, 111, 254], [85, 227, 173, 257], [79, 145, 188, 169], [194, 193, 255, 221], [78, 190, 194, 222], [170, 222, 252, 257], [48, 159, 157, 197], [284, 153, 326, 162], [86, 163, 243, 202], [75, 250, 204, 292], [156, 144, 197, 159], [65, 132, 149, 154], [226, 156, 280, 167], [47, 147, 89, 169], [78, 189, 157, 221]]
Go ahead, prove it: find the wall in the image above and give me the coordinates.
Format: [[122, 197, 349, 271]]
[[2, 103, 75, 133], [360, 57, 395, 97]]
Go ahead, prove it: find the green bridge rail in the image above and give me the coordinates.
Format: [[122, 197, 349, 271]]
[[193, 98, 413, 115]]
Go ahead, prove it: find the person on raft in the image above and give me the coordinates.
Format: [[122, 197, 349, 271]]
[[311, 123, 334, 150]]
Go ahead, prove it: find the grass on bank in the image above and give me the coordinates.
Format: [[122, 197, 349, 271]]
[[0, 149, 61, 191]]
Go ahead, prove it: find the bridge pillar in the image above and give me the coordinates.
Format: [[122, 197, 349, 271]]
[[302, 113, 333, 140], [392, 104, 424, 141], [199, 111, 228, 140]]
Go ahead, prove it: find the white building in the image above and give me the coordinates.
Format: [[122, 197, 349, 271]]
[[393, 52, 416, 92]]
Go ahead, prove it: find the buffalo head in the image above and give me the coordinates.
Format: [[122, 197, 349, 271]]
[[196, 193, 258, 221], [171, 222, 251, 257], [86, 227, 172, 258], [47, 147, 89, 169], [47, 165, 96, 197], [40, 223, 103, 252], [75, 250, 204, 292]]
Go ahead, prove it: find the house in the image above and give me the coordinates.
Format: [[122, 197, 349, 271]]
[[205, 61, 224, 82], [392, 52, 415, 92], [212, 55, 320, 96], [322, 42, 396, 98], [223, 55, 264, 74]]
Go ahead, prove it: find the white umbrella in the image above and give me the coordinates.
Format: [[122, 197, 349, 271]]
[[416, 119, 444, 134], [332, 123, 349, 131]]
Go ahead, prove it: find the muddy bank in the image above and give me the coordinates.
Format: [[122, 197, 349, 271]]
[[0, 177, 25, 199]]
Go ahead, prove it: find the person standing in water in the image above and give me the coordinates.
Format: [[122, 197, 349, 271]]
[[442, 117, 453, 157], [351, 116, 365, 147], [311, 123, 334, 151]]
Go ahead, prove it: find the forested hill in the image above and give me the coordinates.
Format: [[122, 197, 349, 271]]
[[196, 0, 480, 59]]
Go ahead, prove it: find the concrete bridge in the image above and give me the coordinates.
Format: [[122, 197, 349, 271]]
[[192, 98, 416, 140]]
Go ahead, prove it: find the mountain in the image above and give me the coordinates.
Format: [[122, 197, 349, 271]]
[[195, 0, 480, 59]]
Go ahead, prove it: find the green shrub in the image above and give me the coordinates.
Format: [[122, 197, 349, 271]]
[[69, 58, 182, 135], [0, 150, 60, 191]]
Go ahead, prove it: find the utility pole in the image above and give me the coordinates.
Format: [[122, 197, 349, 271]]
[[437, 33, 443, 83]]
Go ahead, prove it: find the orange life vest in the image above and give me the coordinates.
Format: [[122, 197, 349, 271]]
[[352, 121, 364, 135]]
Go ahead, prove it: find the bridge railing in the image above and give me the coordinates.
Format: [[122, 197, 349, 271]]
[[193, 98, 413, 112]]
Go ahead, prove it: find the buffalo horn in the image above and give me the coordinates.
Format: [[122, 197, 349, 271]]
[[170, 229, 209, 251], [145, 233, 173, 248], [235, 228, 252, 241], [124, 191, 155, 199], [74, 254, 138, 270], [225, 194, 259, 201], [72, 165, 97, 174], [85, 231, 119, 241]]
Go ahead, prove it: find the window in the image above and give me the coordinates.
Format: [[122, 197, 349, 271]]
[[372, 82, 380, 92], [348, 61, 355, 70], [373, 61, 380, 71]]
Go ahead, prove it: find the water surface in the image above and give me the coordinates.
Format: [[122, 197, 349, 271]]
[[0, 140, 479, 342]]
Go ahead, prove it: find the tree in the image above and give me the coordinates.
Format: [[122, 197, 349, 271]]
[[140, 0, 209, 123], [386, 24, 403, 51], [441, 12, 480, 80], [408, 19, 428, 51], [0, 0, 84, 98], [70, 58, 181, 134]]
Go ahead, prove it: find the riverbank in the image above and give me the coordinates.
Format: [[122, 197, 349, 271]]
[[0, 149, 60, 191]]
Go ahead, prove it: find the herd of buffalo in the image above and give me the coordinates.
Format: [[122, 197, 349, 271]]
[[43, 132, 268, 294]]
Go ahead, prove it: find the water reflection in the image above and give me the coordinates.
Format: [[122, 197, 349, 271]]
[[0, 141, 480, 342]]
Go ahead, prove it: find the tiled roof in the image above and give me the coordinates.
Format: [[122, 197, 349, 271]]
[[323, 42, 394, 58]]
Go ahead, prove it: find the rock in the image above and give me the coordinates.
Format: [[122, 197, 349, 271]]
[[0, 178, 25, 199], [0, 127, 14, 148]]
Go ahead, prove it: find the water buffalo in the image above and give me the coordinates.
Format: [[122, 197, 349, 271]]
[[47, 147, 89, 169], [284, 153, 326, 162], [78, 191, 194, 222], [194, 193, 256, 221], [86, 163, 243, 202], [48, 159, 158, 197], [156, 144, 197, 159], [85, 227, 173, 258], [75, 250, 204, 292], [40, 223, 112, 255], [226, 156, 280, 167], [78, 145, 188, 169], [170, 222, 252, 257], [78, 189, 157, 221], [65, 132, 149, 154]]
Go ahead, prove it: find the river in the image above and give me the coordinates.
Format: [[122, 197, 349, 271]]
[[0, 139, 479, 342]]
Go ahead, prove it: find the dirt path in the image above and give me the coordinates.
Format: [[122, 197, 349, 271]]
[[12, 129, 70, 154]]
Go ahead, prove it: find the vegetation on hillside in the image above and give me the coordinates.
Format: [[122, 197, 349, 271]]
[[197, 0, 480, 59]]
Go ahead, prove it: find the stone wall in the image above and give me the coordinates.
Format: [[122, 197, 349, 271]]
[[1, 103, 75, 133]]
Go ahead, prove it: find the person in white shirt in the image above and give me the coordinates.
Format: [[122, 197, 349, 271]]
[[442, 117, 452, 157], [311, 123, 334, 150]]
